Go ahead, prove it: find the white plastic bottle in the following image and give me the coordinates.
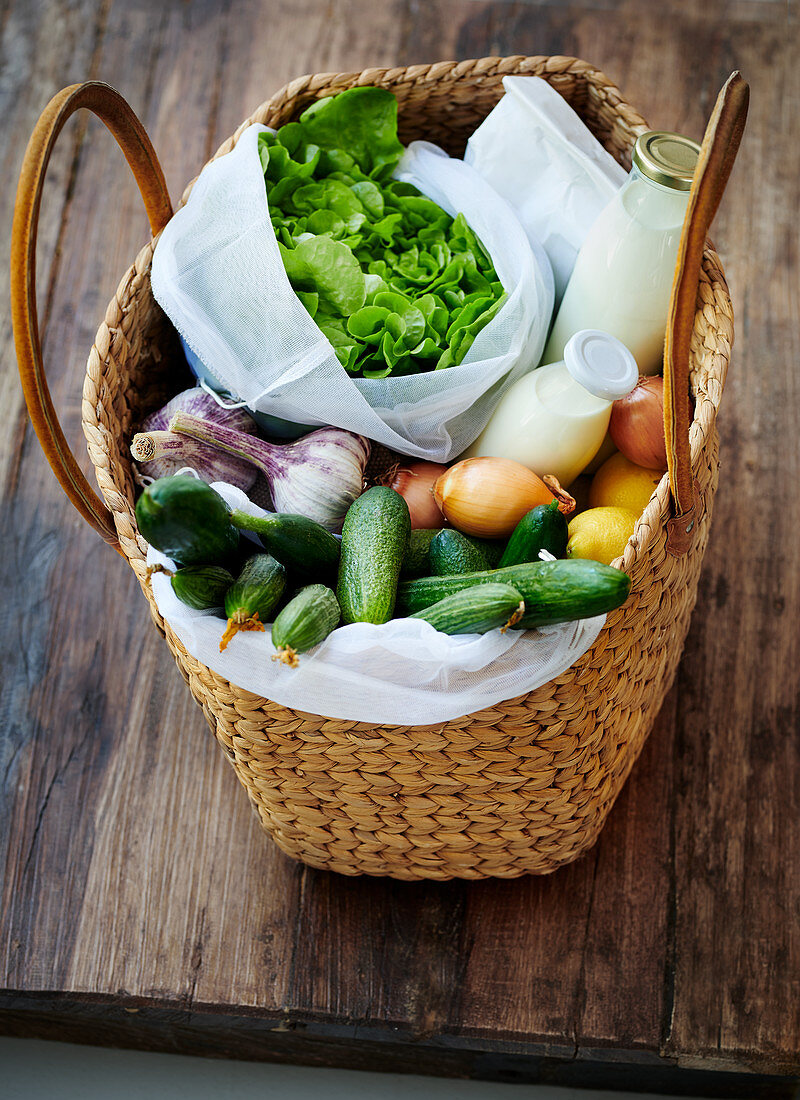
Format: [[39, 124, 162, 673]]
[[542, 131, 700, 375], [464, 330, 638, 487]]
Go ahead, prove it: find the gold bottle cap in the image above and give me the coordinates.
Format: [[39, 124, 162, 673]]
[[632, 131, 701, 191]]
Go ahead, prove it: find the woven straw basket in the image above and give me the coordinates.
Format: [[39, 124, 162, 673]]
[[13, 57, 746, 880]]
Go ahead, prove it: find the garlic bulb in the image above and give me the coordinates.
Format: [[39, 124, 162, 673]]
[[132, 388, 258, 490], [169, 411, 370, 531]]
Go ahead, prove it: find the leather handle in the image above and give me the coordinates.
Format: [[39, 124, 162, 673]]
[[663, 71, 749, 554], [11, 82, 173, 551]]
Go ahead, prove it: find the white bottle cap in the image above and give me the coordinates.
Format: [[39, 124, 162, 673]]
[[563, 330, 639, 401]]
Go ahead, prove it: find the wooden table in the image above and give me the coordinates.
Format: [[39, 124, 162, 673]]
[[1, 1, 798, 1095]]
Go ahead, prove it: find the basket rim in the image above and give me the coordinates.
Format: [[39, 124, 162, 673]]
[[180, 54, 649, 205]]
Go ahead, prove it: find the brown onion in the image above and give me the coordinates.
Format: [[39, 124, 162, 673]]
[[609, 376, 668, 472], [433, 457, 575, 539], [381, 460, 449, 529]]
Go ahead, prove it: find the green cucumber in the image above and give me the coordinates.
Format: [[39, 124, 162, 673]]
[[170, 565, 235, 611], [221, 553, 287, 648], [401, 528, 444, 578], [476, 537, 505, 568], [429, 529, 494, 576], [271, 585, 340, 663], [401, 529, 502, 577], [229, 510, 340, 576], [136, 475, 239, 566], [397, 559, 630, 628], [410, 583, 525, 635], [337, 487, 411, 624], [499, 501, 568, 567]]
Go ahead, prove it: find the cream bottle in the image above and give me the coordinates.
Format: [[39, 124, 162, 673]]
[[542, 131, 700, 375], [464, 330, 638, 487]]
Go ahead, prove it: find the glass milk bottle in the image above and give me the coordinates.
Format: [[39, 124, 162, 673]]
[[543, 131, 700, 375], [464, 330, 638, 487]]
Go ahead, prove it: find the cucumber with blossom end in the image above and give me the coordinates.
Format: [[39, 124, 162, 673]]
[[410, 583, 525, 635], [271, 585, 340, 666], [220, 553, 286, 650], [397, 558, 630, 627]]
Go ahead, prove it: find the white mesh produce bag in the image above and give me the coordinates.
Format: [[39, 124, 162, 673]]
[[150, 125, 554, 462], [465, 76, 627, 302], [147, 483, 605, 726]]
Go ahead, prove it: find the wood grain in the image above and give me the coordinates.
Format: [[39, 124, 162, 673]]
[[1, 0, 799, 1091]]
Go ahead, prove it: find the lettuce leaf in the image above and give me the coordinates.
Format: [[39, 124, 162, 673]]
[[297, 88, 405, 179], [258, 88, 504, 379]]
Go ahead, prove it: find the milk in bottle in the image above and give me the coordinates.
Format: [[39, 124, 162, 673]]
[[543, 131, 700, 375], [464, 330, 638, 487]]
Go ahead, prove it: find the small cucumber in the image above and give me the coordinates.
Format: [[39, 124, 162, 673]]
[[271, 585, 340, 664], [397, 558, 631, 627], [401, 528, 444, 578], [136, 475, 239, 566], [221, 553, 286, 649], [476, 538, 505, 568], [337, 487, 411, 624], [429, 529, 494, 576], [170, 565, 234, 611], [410, 583, 525, 635], [499, 501, 569, 567], [229, 510, 340, 576]]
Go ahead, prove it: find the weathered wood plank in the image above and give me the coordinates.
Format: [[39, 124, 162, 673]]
[[663, 8, 800, 1067], [0, 0, 117, 989], [455, 0, 800, 1070], [0, 0, 109, 491], [29, 0, 303, 1008]]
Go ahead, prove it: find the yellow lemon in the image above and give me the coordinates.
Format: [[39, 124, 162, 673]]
[[567, 507, 638, 565], [589, 451, 664, 517]]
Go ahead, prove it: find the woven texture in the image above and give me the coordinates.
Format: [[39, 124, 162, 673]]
[[82, 56, 732, 880]]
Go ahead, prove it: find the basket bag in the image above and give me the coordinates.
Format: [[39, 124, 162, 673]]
[[12, 59, 748, 880]]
